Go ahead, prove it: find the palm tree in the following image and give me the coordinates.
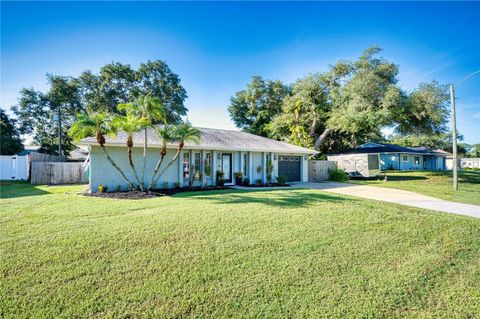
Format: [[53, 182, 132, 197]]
[[69, 112, 134, 190], [113, 103, 150, 191], [133, 95, 166, 188], [147, 124, 177, 190], [148, 123, 200, 190]]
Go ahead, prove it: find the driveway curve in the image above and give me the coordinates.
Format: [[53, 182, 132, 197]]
[[291, 182, 480, 219]]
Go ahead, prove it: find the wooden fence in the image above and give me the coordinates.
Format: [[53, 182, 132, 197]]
[[30, 162, 88, 185], [308, 160, 337, 182], [29, 152, 63, 163]]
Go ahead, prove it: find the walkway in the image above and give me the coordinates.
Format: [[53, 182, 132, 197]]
[[233, 182, 480, 219]]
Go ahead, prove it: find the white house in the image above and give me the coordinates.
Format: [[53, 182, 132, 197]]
[[461, 158, 480, 169], [77, 127, 314, 192]]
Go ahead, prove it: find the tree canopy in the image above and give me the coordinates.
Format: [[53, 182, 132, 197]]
[[12, 60, 187, 155], [228, 76, 289, 137], [0, 109, 23, 155], [228, 46, 455, 154]]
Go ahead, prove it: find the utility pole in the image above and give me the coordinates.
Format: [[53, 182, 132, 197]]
[[58, 107, 63, 159], [449, 84, 458, 191]]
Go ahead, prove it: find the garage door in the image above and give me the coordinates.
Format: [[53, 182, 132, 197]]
[[278, 155, 301, 182]]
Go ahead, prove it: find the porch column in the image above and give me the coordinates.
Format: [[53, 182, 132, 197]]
[[262, 152, 266, 183], [212, 151, 217, 185], [178, 150, 183, 187], [201, 150, 205, 186], [248, 152, 253, 183]]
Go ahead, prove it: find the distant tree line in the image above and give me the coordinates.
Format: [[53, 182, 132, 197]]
[[228, 46, 475, 156]]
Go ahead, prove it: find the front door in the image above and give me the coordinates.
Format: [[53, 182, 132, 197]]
[[423, 158, 427, 169], [222, 154, 232, 183]]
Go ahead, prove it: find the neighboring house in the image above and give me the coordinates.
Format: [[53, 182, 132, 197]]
[[461, 157, 480, 169], [328, 142, 447, 176], [77, 127, 314, 192]]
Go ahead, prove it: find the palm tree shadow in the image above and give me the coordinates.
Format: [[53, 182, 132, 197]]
[[173, 189, 351, 208]]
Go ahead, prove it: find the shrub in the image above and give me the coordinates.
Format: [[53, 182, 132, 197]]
[[276, 175, 287, 186], [255, 178, 262, 186], [216, 170, 225, 187], [173, 182, 181, 188], [234, 172, 243, 185], [163, 181, 169, 189], [243, 178, 250, 186], [98, 184, 108, 193], [329, 168, 349, 182], [115, 185, 121, 192]]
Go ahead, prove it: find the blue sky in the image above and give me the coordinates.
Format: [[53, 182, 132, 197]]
[[1, 1, 479, 144]]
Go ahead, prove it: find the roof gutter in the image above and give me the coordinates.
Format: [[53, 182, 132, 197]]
[[76, 141, 315, 155]]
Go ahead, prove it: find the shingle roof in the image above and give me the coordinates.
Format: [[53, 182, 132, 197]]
[[78, 127, 314, 154], [339, 143, 445, 155]]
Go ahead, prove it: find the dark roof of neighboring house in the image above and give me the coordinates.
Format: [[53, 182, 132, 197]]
[[77, 126, 314, 154], [16, 145, 41, 156], [335, 142, 446, 156]]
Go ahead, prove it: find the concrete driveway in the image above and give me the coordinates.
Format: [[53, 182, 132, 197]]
[[288, 182, 480, 219]]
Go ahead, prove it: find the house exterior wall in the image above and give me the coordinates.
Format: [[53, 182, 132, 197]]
[[380, 153, 445, 171], [398, 153, 422, 170], [250, 152, 263, 183], [89, 145, 309, 192], [89, 145, 180, 192]]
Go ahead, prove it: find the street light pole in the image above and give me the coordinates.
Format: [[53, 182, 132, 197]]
[[449, 70, 480, 191], [449, 84, 458, 191]]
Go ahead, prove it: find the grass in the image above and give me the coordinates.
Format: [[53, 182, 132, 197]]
[[347, 170, 480, 205], [1, 182, 480, 318]]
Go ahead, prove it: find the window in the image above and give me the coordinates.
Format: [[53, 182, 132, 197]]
[[204, 153, 212, 177], [243, 153, 248, 176], [183, 152, 190, 179], [368, 154, 380, 170], [402, 155, 408, 162], [414, 156, 420, 166], [194, 152, 201, 177]]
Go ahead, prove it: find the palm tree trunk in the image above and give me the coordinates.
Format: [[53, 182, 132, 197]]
[[127, 138, 144, 191], [147, 145, 167, 190], [149, 146, 182, 189], [99, 145, 134, 190], [141, 128, 147, 190]]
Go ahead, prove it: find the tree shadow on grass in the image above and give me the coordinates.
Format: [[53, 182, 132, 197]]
[[172, 189, 352, 208], [356, 175, 428, 182], [0, 181, 49, 199]]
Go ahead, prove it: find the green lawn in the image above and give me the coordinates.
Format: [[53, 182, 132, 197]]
[[1, 182, 480, 318], [347, 170, 480, 205]]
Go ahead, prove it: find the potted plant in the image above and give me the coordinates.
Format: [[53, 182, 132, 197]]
[[216, 170, 225, 187], [234, 172, 243, 185], [255, 178, 262, 186]]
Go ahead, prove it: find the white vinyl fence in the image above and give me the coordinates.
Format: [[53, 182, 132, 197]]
[[0, 155, 29, 180]]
